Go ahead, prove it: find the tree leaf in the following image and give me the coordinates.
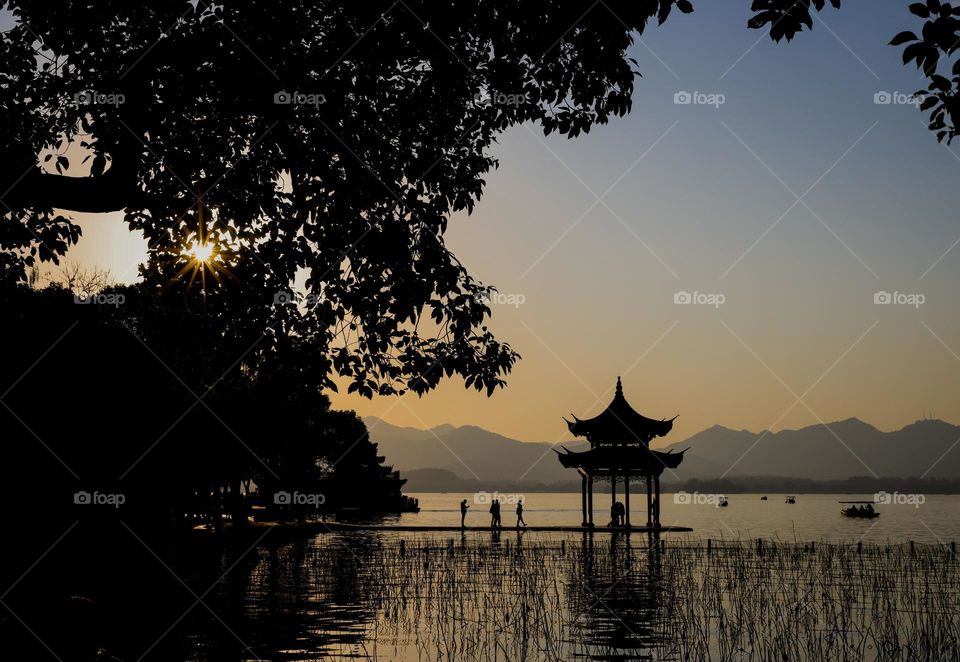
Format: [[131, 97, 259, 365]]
[[889, 31, 918, 46], [90, 154, 107, 177]]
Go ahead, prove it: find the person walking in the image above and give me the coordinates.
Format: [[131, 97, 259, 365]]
[[490, 498, 501, 528], [460, 499, 469, 528], [516, 500, 526, 527]]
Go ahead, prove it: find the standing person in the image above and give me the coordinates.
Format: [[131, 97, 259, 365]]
[[460, 499, 469, 528], [489, 498, 499, 528], [516, 500, 526, 527]]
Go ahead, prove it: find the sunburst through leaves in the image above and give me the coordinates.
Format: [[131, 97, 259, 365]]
[[174, 200, 236, 302]]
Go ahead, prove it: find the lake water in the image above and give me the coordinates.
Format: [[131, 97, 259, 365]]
[[45, 493, 959, 660], [402, 492, 959, 544], [179, 515, 960, 661]]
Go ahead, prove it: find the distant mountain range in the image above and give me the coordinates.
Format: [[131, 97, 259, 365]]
[[364, 416, 960, 492]]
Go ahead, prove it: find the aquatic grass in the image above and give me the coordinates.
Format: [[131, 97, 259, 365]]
[[220, 534, 960, 661]]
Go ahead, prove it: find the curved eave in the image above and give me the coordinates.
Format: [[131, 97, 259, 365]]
[[568, 413, 676, 444], [556, 447, 686, 472]]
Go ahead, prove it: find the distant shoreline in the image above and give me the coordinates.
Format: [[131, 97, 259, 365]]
[[401, 475, 960, 495]]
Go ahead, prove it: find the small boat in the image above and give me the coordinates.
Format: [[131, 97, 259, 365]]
[[841, 507, 879, 519], [785, 496, 796, 504], [760, 496, 768, 501], [839, 501, 879, 519]]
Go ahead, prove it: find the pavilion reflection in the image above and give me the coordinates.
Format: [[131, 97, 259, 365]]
[[566, 531, 673, 661]]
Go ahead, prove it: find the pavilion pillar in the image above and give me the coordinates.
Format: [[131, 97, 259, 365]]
[[580, 473, 588, 526], [587, 474, 595, 527], [624, 476, 631, 528], [654, 475, 661, 528], [611, 475, 617, 510], [645, 476, 653, 527]]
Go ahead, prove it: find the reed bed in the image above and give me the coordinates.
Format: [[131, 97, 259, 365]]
[[232, 534, 960, 661]]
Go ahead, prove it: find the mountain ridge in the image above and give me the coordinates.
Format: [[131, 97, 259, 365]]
[[363, 416, 960, 489]]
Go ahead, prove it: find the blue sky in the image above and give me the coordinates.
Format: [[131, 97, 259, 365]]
[[344, 0, 960, 441]]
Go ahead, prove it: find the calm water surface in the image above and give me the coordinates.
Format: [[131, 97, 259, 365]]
[[404, 492, 960, 543], [175, 494, 960, 660]]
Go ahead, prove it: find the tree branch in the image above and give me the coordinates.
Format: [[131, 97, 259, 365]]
[[1, 166, 142, 213]]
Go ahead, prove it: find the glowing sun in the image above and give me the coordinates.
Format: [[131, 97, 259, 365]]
[[187, 241, 215, 265]]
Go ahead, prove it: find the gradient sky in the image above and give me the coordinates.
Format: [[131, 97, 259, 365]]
[[26, 2, 960, 443]]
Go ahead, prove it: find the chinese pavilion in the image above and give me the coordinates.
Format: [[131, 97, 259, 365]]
[[556, 377, 684, 528]]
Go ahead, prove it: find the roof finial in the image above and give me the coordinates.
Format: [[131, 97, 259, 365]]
[[615, 376, 623, 397]]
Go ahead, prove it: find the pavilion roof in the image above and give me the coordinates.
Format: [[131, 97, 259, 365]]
[[554, 444, 686, 475], [564, 377, 676, 444]]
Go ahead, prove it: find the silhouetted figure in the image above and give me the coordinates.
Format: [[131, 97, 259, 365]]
[[490, 498, 501, 528], [516, 501, 526, 527], [865, 503, 874, 514], [460, 499, 469, 528], [607, 501, 625, 526]]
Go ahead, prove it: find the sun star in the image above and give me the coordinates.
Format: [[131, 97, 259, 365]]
[[188, 240, 215, 265]]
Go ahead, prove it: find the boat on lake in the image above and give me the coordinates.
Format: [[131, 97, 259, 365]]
[[840, 501, 879, 519], [841, 507, 879, 519]]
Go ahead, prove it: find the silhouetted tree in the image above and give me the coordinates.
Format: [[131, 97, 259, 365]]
[[51, 262, 113, 295], [1, 278, 410, 527]]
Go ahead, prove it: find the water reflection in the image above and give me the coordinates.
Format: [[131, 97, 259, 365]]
[[2, 527, 683, 661], [185, 530, 678, 661], [566, 532, 672, 660], [190, 531, 381, 660], [6, 526, 954, 660]]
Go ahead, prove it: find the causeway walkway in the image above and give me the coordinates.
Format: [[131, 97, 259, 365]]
[[282, 522, 693, 533]]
